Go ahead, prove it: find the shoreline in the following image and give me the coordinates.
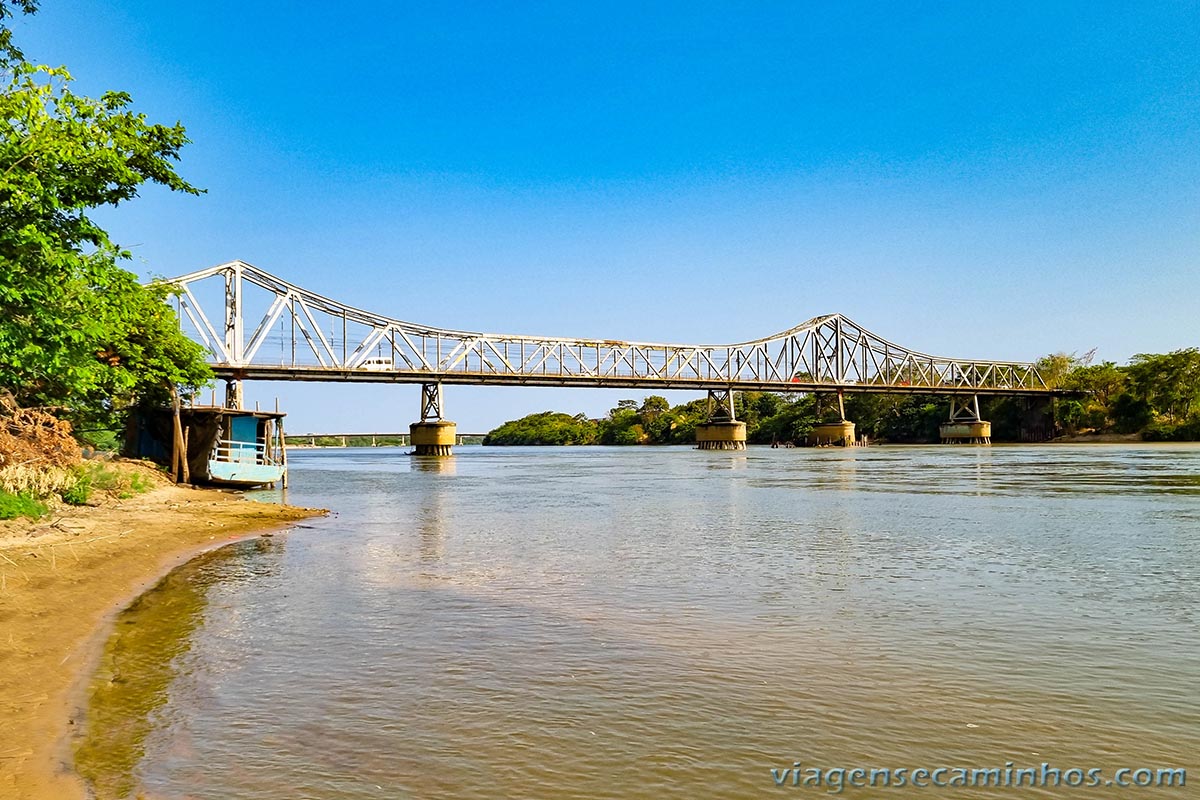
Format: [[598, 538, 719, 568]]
[[0, 477, 325, 800]]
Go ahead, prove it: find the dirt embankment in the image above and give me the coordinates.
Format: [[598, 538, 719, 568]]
[[0, 469, 325, 800]]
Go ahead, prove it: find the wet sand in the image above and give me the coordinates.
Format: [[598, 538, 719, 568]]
[[0, 475, 324, 800]]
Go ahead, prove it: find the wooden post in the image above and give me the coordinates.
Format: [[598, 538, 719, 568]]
[[181, 426, 190, 484], [170, 384, 186, 484], [279, 416, 289, 489], [169, 423, 179, 482]]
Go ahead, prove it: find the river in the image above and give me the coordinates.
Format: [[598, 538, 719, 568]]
[[76, 444, 1200, 798]]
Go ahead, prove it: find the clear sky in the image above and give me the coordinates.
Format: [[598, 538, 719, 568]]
[[16, 1, 1200, 432]]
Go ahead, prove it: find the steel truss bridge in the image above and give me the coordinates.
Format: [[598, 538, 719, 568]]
[[164, 261, 1054, 408]]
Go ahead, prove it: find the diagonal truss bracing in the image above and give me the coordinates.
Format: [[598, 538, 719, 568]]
[[162, 261, 1052, 395]]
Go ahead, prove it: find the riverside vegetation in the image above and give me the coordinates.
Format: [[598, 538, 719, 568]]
[[483, 350, 1200, 445], [0, 2, 210, 515]]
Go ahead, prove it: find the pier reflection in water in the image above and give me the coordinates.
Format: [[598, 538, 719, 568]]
[[77, 445, 1200, 799]]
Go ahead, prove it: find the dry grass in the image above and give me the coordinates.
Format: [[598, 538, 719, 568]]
[[0, 464, 77, 498]]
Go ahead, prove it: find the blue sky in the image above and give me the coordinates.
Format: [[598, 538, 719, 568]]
[[17, 2, 1200, 432]]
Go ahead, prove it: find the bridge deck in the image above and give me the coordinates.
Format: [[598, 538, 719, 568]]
[[216, 365, 1061, 396]]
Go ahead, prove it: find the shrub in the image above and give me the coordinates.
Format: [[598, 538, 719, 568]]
[[56, 463, 157, 504], [1144, 418, 1200, 442], [61, 473, 92, 505]]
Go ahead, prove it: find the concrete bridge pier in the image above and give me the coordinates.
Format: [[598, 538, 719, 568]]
[[807, 389, 857, 446], [809, 420, 857, 446], [940, 395, 991, 444], [696, 388, 747, 450], [411, 382, 456, 456]]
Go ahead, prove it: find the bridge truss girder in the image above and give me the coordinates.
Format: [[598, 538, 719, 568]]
[[165, 261, 1055, 397]]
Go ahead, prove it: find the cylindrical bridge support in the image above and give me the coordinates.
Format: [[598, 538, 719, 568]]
[[809, 420, 856, 446], [412, 383, 456, 456], [696, 388, 747, 450], [940, 395, 991, 444], [411, 420, 457, 456], [805, 390, 858, 446], [696, 420, 747, 450]]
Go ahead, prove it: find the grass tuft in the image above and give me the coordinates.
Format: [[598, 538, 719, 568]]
[[0, 489, 48, 520]]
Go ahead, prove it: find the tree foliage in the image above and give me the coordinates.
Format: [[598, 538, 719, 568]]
[[0, 1, 37, 68], [482, 412, 599, 445], [1125, 349, 1200, 424], [1035, 352, 1084, 389], [487, 391, 955, 446], [1047, 349, 1200, 438], [0, 3, 210, 436]]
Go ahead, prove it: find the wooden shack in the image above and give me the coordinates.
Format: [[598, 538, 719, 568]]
[[126, 406, 287, 488]]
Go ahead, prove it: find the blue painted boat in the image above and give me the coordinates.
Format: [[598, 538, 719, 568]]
[[205, 410, 287, 488]]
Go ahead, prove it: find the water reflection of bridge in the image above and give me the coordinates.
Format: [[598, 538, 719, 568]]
[[162, 261, 1066, 454]]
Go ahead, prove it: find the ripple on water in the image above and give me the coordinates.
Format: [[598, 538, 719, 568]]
[[77, 444, 1200, 799]]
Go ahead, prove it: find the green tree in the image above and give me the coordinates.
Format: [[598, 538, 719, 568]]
[[1035, 352, 1083, 389], [1126, 349, 1200, 423], [639, 395, 670, 416], [0, 2, 36, 67], [0, 3, 210, 434], [1059, 361, 1126, 430], [749, 393, 818, 444], [599, 402, 643, 444], [482, 411, 599, 445], [1111, 393, 1153, 434], [1064, 362, 1126, 408]]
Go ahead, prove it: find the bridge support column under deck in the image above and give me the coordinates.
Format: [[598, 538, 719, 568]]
[[805, 389, 859, 446], [940, 395, 991, 444], [696, 388, 746, 451], [411, 382, 456, 456], [224, 379, 243, 410]]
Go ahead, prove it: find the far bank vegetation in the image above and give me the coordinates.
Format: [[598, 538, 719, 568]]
[[482, 349, 1200, 446]]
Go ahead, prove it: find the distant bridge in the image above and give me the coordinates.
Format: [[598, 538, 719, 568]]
[[161, 260, 1060, 451], [286, 432, 487, 446]]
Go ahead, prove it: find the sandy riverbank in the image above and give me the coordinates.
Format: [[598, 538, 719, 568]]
[[0, 471, 325, 800]]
